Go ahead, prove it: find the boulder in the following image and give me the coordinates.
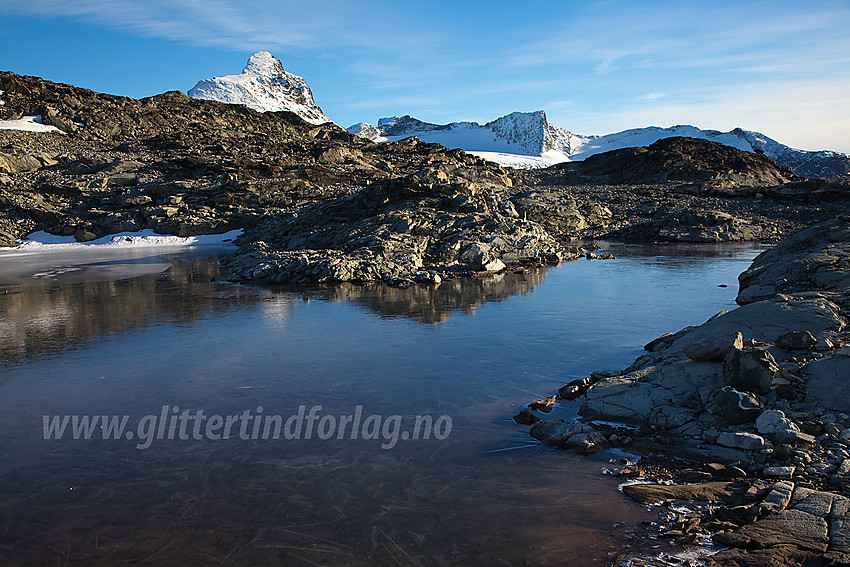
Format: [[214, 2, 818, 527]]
[[775, 330, 817, 350], [714, 386, 761, 424], [683, 331, 743, 362], [723, 347, 778, 395], [756, 409, 799, 437]]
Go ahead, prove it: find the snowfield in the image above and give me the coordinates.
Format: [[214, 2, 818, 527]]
[[0, 115, 63, 133]]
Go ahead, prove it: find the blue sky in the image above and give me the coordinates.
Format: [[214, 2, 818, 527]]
[[1, 0, 848, 153]]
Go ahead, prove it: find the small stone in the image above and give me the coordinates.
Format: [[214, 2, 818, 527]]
[[776, 429, 817, 446], [529, 395, 557, 413], [481, 257, 506, 272], [717, 431, 768, 451], [677, 469, 714, 483], [773, 444, 795, 462], [775, 330, 817, 350], [825, 423, 843, 437], [529, 420, 589, 447], [558, 377, 594, 401], [725, 465, 748, 478], [759, 480, 795, 513], [74, 229, 98, 242], [763, 466, 796, 479], [513, 409, 540, 425], [564, 430, 607, 454], [106, 173, 139, 187], [715, 386, 762, 424]]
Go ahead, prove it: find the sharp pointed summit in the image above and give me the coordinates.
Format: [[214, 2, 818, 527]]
[[188, 51, 332, 125]]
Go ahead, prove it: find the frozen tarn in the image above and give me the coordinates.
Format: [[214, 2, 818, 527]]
[[3, 229, 242, 255], [0, 115, 62, 133], [188, 51, 333, 125]]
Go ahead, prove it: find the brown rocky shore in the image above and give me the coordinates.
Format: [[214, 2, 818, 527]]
[[516, 218, 850, 566]]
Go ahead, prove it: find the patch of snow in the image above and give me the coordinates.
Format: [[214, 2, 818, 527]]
[[3, 229, 242, 255], [0, 89, 5, 105], [0, 115, 63, 133], [188, 51, 333, 125], [468, 151, 559, 169]]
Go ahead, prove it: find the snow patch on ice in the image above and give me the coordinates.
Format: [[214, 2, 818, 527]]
[[4, 229, 242, 255], [0, 115, 63, 133]]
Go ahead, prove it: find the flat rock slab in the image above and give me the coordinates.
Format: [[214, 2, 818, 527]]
[[732, 509, 829, 552], [806, 355, 850, 412], [622, 481, 744, 506], [830, 498, 850, 559], [706, 543, 820, 567], [670, 298, 844, 351]]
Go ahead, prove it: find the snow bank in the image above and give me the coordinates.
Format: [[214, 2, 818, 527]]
[[0, 115, 63, 133], [3, 229, 242, 255]]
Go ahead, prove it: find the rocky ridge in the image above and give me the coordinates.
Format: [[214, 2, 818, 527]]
[[515, 218, 850, 566], [0, 70, 572, 281]]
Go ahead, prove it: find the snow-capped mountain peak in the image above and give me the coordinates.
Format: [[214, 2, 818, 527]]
[[242, 51, 285, 80], [188, 51, 332, 125]]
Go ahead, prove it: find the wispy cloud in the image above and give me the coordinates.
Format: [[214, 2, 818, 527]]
[[0, 0, 432, 51]]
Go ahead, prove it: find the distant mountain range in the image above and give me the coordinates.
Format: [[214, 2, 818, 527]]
[[349, 113, 850, 179], [187, 52, 849, 179]]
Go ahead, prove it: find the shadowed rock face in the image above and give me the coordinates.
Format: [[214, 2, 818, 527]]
[[553, 136, 800, 188]]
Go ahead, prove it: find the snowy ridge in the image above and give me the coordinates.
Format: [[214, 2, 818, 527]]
[[350, 113, 849, 178], [349, 110, 581, 159], [188, 51, 332, 125]]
